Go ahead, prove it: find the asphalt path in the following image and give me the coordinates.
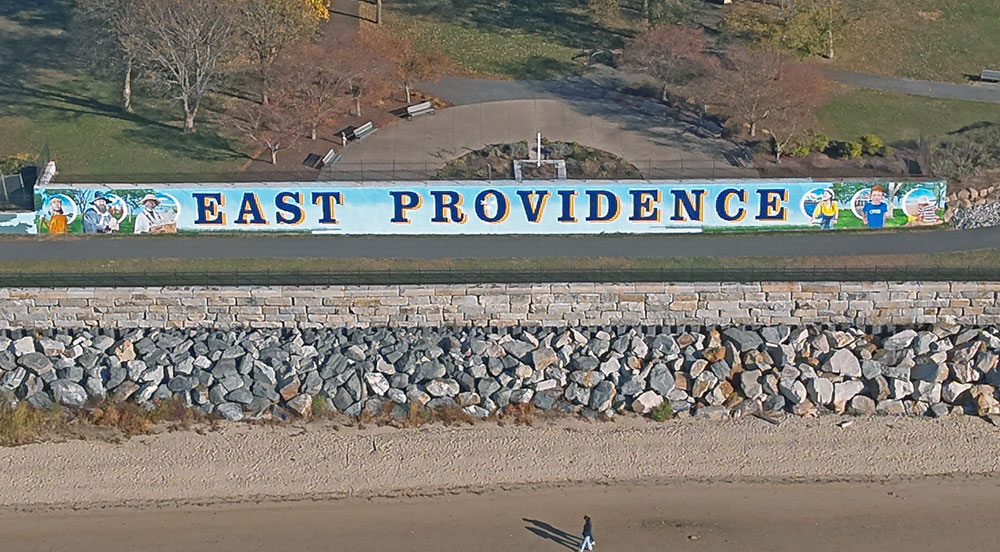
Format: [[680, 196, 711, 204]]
[[420, 68, 1000, 108], [824, 68, 1000, 104], [0, 225, 997, 261]]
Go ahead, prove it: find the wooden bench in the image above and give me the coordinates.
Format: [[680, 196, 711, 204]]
[[981, 69, 1000, 83], [406, 101, 435, 119], [351, 121, 377, 141]]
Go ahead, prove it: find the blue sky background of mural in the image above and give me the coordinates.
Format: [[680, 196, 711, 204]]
[[33, 180, 947, 235]]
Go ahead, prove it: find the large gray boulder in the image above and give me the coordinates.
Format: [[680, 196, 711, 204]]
[[425, 378, 460, 398], [216, 402, 244, 421], [824, 349, 861, 377], [51, 379, 87, 407], [806, 377, 834, 406], [589, 380, 616, 412], [721, 328, 763, 352], [364, 372, 390, 396], [833, 380, 865, 405], [648, 364, 675, 396], [779, 379, 808, 404], [631, 390, 663, 414], [882, 330, 917, 351]]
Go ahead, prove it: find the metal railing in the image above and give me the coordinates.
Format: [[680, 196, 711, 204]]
[[47, 159, 932, 184], [1, 266, 996, 288]]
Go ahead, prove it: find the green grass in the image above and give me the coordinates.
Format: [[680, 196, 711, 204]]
[[816, 89, 1000, 144], [0, 0, 248, 180], [2, 246, 1000, 274], [648, 401, 673, 422], [835, 0, 1000, 82], [380, 0, 636, 79]]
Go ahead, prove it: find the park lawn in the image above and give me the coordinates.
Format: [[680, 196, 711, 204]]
[[2, 247, 1000, 275], [0, 0, 249, 181], [816, 88, 1000, 144], [377, 0, 634, 79], [834, 0, 1000, 83]]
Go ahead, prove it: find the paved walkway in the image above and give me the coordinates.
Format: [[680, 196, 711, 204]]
[[4, 225, 999, 261], [824, 68, 1000, 105], [323, 98, 752, 179]]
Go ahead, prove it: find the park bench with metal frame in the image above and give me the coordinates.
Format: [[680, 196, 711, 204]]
[[319, 148, 340, 168], [351, 121, 377, 141], [406, 101, 435, 119], [981, 69, 1000, 83]]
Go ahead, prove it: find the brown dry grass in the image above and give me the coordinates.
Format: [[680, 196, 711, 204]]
[[0, 401, 59, 446]]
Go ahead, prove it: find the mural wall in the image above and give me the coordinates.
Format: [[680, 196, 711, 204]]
[[29, 180, 947, 235]]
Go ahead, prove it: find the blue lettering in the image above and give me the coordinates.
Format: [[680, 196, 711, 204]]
[[390, 191, 422, 223], [585, 190, 621, 222], [475, 189, 510, 224], [193, 193, 225, 225], [311, 191, 343, 224], [275, 192, 304, 225]]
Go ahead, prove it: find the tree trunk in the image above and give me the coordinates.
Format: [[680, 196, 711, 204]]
[[311, 123, 318, 140], [355, 96, 362, 117], [270, 148, 278, 165], [827, 27, 835, 59], [750, 121, 757, 137], [642, 0, 649, 23], [182, 97, 196, 133], [661, 84, 671, 104], [405, 83, 411, 104], [123, 58, 133, 113], [376, 0, 382, 24]]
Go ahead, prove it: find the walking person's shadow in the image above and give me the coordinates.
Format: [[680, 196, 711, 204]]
[[523, 518, 579, 550]]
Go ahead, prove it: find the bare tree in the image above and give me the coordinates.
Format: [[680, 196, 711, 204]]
[[760, 61, 828, 162], [622, 25, 718, 102], [136, 0, 239, 133], [703, 45, 826, 138], [75, 0, 148, 112], [226, 96, 306, 164], [282, 41, 363, 140], [342, 40, 394, 119], [237, 0, 322, 105]]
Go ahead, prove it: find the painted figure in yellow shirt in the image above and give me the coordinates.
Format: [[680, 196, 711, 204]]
[[45, 197, 68, 234], [812, 189, 838, 230]]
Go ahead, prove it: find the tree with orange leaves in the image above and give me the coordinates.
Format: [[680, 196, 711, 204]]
[[236, 0, 328, 104], [702, 45, 827, 141], [621, 25, 718, 103], [364, 26, 451, 104]]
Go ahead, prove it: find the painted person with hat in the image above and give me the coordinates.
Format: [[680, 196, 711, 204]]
[[82, 192, 119, 234], [810, 188, 839, 230], [133, 193, 164, 234]]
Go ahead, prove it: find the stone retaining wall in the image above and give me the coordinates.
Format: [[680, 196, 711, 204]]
[[0, 282, 1000, 328], [2, 282, 1000, 329]]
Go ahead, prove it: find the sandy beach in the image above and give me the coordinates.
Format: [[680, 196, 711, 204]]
[[2, 414, 999, 510], [3, 415, 1000, 550]]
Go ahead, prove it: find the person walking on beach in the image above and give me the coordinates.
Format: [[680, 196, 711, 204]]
[[579, 515, 595, 551]]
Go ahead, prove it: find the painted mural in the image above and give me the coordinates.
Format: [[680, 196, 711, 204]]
[[30, 179, 947, 235]]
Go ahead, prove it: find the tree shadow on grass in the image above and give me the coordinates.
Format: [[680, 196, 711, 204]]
[[0, 0, 76, 82], [0, 81, 177, 130], [121, 123, 248, 165], [500, 56, 586, 81], [392, 0, 634, 53]]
